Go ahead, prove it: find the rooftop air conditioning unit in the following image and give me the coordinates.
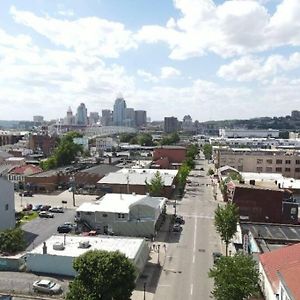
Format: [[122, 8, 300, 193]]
[[53, 242, 65, 251], [78, 240, 90, 249]]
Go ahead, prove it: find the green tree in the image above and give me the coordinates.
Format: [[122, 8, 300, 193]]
[[177, 163, 191, 195], [209, 253, 260, 300], [137, 133, 153, 146], [160, 132, 180, 145], [207, 168, 214, 176], [214, 203, 239, 256], [202, 143, 212, 160], [66, 250, 136, 300], [0, 227, 26, 254], [186, 144, 199, 159], [40, 131, 83, 170], [119, 133, 137, 143], [145, 171, 164, 196], [184, 157, 195, 169]]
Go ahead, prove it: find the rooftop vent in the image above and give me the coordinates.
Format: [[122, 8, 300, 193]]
[[78, 240, 90, 249], [53, 242, 65, 251]]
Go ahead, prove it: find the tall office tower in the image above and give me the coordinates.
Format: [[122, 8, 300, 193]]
[[76, 103, 88, 126], [182, 115, 194, 132], [164, 116, 178, 133], [89, 112, 100, 125], [64, 106, 75, 125], [101, 109, 112, 126], [135, 110, 147, 128], [113, 97, 126, 126], [125, 108, 135, 127]]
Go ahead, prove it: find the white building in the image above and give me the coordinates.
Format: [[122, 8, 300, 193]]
[[77, 193, 167, 237], [26, 235, 149, 277], [219, 128, 279, 138], [95, 137, 115, 153], [0, 177, 15, 230]]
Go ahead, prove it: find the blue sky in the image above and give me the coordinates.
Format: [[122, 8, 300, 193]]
[[0, 0, 300, 121]]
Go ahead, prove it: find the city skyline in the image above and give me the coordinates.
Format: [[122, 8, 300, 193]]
[[1, 0, 300, 121]]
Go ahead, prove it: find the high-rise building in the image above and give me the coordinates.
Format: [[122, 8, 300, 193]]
[[64, 107, 75, 125], [101, 110, 112, 126], [89, 112, 100, 125], [113, 97, 126, 126], [164, 117, 178, 133], [125, 108, 135, 127], [135, 110, 147, 128], [182, 115, 194, 132], [76, 103, 88, 126]]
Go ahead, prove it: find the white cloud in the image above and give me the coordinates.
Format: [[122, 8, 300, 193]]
[[10, 5, 137, 59], [58, 9, 75, 17], [160, 66, 181, 79], [137, 70, 159, 83], [218, 52, 300, 81], [137, 0, 300, 59]]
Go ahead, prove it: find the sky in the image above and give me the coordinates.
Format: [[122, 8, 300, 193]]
[[1, 0, 300, 122]]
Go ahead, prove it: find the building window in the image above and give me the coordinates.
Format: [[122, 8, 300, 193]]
[[5, 204, 8, 211], [266, 167, 272, 172], [266, 159, 273, 164], [257, 159, 263, 164], [296, 160, 300, 165], [257, 167, 263, 172], [295, 168, 300, 172], [276, 167, 282, 172], [285, 168, 291, 172], [102, 213, 108, 217], [117, 213, 125, 219], [285, 160, 291, 164], [276, 159, 282, 164]]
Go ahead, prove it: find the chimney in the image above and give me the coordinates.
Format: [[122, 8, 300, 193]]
[[42, 242, 47, 255]]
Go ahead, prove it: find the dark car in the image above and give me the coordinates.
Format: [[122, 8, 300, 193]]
[[22, 204, 32, 211], [23, 191, 33, 197], [32, 204, 43, 211], [212, 252, 222, 264], [39, 211, 54, 218], [40, 205, 51, 211], [57, 224, 72, 233], [174, 215, 185, 225]]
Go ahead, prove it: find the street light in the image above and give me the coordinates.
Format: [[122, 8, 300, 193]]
[[143, 282, 146, 300], [69, 175, 76, 207]]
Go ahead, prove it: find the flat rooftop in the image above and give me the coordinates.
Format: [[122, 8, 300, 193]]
[[28, 235, 145, 260], [241, 223, 300, 242]]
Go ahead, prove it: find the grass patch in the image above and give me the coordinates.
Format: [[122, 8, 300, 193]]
[[19, 211, 38, 224]]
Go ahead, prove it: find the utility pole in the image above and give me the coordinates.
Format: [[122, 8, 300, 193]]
[[70, 175, 76, 207], [143, 282, 146, 300]]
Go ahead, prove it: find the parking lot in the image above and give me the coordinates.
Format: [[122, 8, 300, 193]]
[[22, 209, 76, 251]]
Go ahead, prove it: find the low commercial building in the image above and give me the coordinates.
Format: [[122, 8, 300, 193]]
[[76, 193, 167, 237], [98, 168, 177, 198], [219, 128, 279, 138], [26, 235, 149, 277], [0, 177, 15, 230], [227, 182, 298, 224], [259, 243, 300, 300], [214, 147, 300, 178]]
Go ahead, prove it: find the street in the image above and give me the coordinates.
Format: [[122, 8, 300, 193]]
[[153, 156, 222, 300]]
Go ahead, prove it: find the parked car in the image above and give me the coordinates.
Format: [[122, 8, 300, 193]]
[[49, 206, 64, 213], [57, 224, 72, 233], [172, 223, 182, 232], [199, 167, 204, 171], [32, 204, 43, 211], [212, 251, 222, 264], [174, 215, 185, 225], [22, 204, 32, 211], [33, 279, 62, 295], [22, 191, 33, 197], [40, 205, 51, 211], [39, 211, 54, 218]]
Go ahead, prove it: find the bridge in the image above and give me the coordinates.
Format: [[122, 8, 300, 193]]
[[84, 126, 137, 139]]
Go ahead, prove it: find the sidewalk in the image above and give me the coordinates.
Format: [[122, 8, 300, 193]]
[[131, 213, 172, 300]]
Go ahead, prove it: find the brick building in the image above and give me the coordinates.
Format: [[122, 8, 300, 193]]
[[152, 146, 187, 169], [28, 134, 57, 156]]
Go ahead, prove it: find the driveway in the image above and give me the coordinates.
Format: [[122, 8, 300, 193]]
[[22, 209, 76, 251]]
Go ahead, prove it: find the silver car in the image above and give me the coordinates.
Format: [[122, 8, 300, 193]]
[[33, 279, 62, 294]]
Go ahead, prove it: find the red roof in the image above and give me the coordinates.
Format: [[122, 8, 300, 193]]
[[10, 164, 42, 175], [278, 262, 300, 299], [259, 243, 300, 293]]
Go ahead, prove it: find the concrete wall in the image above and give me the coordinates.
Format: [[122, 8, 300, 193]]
[[0, 178, 15, 230]]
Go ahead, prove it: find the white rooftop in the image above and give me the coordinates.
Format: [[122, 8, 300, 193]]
[[77, 193, 166, 214], [241, 172, 284, 182], [28, 234, 145, 260], [98, 169, 176, 186]]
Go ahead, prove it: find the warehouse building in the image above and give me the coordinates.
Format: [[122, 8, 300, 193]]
[[26, 235, 149, 277]]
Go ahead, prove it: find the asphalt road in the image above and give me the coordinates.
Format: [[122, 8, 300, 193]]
[[22, 209, 76, 251], [153, 156, 222, 300]]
